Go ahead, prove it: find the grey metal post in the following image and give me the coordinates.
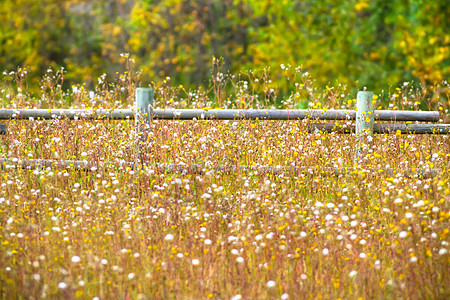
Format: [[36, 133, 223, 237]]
[[135, 88, 154, 169], [355, 91, 374, 163]]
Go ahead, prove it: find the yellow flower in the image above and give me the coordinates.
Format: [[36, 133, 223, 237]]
[[355, 2, 369, 11]]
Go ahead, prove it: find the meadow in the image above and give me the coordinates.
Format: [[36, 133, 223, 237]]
[[0, 67, 449, 299]]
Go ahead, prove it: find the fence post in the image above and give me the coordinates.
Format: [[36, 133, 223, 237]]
[[355, 91, 374, 164], [135, 88, 154, 170]]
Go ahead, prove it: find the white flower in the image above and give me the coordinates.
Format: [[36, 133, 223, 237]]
[[128, 273, 135, 279], [281, 293, 289, 300], [192, 259, 200, 266], [359, 253, 366, 258], [399, 231, 408, 238], [58, 282, 67, 289], [236, 257, 244, 263], [438, 248, 448, 256], [204, 239, 212, 245], [231, 295, 242, 300], [322, 248, 329, 256], [255, 234, 263, 241], [71, 255, 81, 263], [266, 280, 276, 288], [228, 236, 237, 243], [349, 270, 357, 277], [164, 234, 174, 241], [374, 260, 381, 270]]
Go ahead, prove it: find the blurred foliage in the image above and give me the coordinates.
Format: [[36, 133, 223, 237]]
[[0, 0, 448, 95]]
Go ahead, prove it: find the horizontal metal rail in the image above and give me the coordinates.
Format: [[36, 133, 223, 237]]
[[0, 158, 441, 178], [0, 109, 133, 120], [0, 108, 440, 122], [2, 122, 448, 135], [153, 109, 440, 122], [309, 123, 450, 134]]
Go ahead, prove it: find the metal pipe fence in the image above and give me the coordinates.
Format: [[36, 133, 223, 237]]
[[0, 158, 440, 179], [0, 88, 448, 176], [0, 108, 440, 122]]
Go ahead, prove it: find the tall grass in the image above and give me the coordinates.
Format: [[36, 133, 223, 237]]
[[0, 62, 449, 299]]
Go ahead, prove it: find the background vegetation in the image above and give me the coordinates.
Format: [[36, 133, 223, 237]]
[[0, 0, 448, 96]]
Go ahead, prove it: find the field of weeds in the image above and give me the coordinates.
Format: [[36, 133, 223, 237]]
[[0, 68, 449, 299]]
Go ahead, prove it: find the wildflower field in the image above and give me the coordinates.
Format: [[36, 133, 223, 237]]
[[0, 68, 449, 299]]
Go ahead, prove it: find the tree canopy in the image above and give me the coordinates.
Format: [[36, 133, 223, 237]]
[[0, 0, 448, 91]]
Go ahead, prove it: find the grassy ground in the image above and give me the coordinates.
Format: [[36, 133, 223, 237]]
[[1, 117, 449, 299], [0, 69, 449, 299]]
